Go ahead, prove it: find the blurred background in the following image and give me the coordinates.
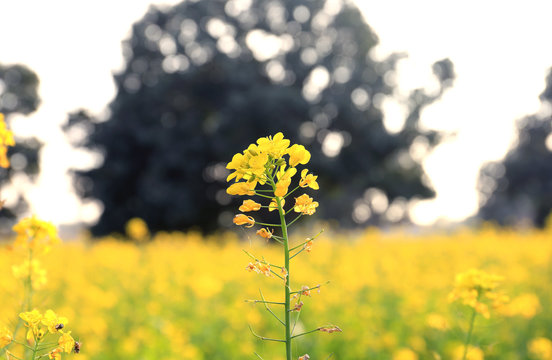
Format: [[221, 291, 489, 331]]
[[0, 0, 551, 236], [1, 1, 552, 359]]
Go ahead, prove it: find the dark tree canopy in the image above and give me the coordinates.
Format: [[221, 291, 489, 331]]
[[66, 0, 454, 235], [0, 63, 42, 222], [478, 68, 552, 227]]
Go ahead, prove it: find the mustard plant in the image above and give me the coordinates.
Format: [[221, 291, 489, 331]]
[[0, 113, 80, 359], [226, 132, 340, 360], [448, 268, 508, 360]]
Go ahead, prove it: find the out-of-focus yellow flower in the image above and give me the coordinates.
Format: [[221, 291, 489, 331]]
[[319, 325, 342, 333], [304, 240, 313, 252], [125, 217, 150, 242], [227, 181, 257, 196], [425, 313, 449, 331], [0, 325, 12, 348], [0, 113, 15, 168], [393, 348, 418, 360], [298, 355, 310, 360], [42, 310, 68, 334], [528, 337, 552, 360], [48, 347, 63, 360], [453, 345, 484, 360], [256, 228, 273, 239], [294, 194, 319, 215], [58, 331, 75, 353], [12, 216, 60, 254], [287, 144, 310, 167], [499, 293, 541, 319], [239, 199, 261, 212], [12, 259, 47, 289], [448, 268, 508, 319], [233, 214, 255, 228], [299, 169, 319, 190]]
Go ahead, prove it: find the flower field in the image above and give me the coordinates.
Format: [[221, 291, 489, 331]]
[[1, 224, 551, 360]]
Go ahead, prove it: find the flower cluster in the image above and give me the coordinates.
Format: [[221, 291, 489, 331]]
[[0, 113, 15, 168], [227, 132, 319, 234], [18, 309, 78, 359], [448, 268, 509, 319], [226, 133, 335, 360], [13, 216, 61, 255]]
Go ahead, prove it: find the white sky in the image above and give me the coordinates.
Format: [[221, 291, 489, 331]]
[[0, 0, 551, 226]]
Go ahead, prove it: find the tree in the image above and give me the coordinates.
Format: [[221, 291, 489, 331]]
[[0, 63, 41, 224], [65, 0, 454, 235], [478, 68, 552, 227]]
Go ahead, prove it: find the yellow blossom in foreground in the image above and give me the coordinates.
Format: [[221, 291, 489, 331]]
[[246, 262, 271, 277], [256, 132, 290, 159], [58, 331, 75, 353], [42, 310, 69, 334], [393, 348, 418, 360], [227, 181, 256, 196], [125, 217, 150, 242], [528, 337, 552, 360], [0, 113, 15, 168], [299, 169, 319, 190], [287, 144, 310, 167], [20, 309, 43, 332], [233, 214, 255, 228], [12, 216, 60, 254], [294, 194, 319, 215], [274, 166, 297, 197], [239, 199, 261, 212], [0, 325, 12, 348], [425, 313, 449, 331]]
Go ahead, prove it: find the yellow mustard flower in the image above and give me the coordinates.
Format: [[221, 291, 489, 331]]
[[499, 293, 541, 319], [227, 181, 256, 196], [48, 347, 63, 360], [425, 313, 449, 331], [233, 214, 255, 228], [528, 337, 552, 360], [256, 132, 290, 159], [0, 113, 15, 168], [287, 144, 310, 167], [448, 268, 508, 319], [239, 199, 262, 212], [268, 198, 283, 212], [246, 262, 271, 277], [294, 194, 319, 215], [58, 331, 75, 353], [226, 152, 249, 182], [299, 169, 319, 190], [256, 228, 273, 239], [42, 310, 69, 334], [319, 325, 342, 333], [0, 325, 12, 348], [12, 216, 60, 254], [125, 217, 150, 242], [275, 166, 297, 197], [20, 309, 43, 332], [298, 355, 310, 360]]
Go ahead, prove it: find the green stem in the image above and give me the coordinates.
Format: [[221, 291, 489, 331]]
[[276, 193, 292, 360], [462, 307, 477, 360]]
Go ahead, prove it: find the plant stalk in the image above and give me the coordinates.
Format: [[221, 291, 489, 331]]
[[277, 195, 292, 360], [462, 307, 477, 360]]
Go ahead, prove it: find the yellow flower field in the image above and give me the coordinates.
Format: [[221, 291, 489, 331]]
[[1, 224, 551, 359]]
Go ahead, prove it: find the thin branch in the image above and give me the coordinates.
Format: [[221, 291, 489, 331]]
[[260, 289, 285, 326], [249, 325, 286, 342], [289, 247, 305, 260], [289, 230, 324, 251], [243, 250, 283, 269], [291, 327, 323, 339], [245, 299, 285, 306], [283, 185, 301, 199], [290, 282, 330, 295], [286, 214, 302, 228], [254, 352, 265, 360]]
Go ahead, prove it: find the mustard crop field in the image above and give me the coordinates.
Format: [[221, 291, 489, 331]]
[[1, 225, 551, 360]]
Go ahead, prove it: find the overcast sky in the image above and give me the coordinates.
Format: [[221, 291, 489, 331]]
[[0, 0, 551, 226]]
